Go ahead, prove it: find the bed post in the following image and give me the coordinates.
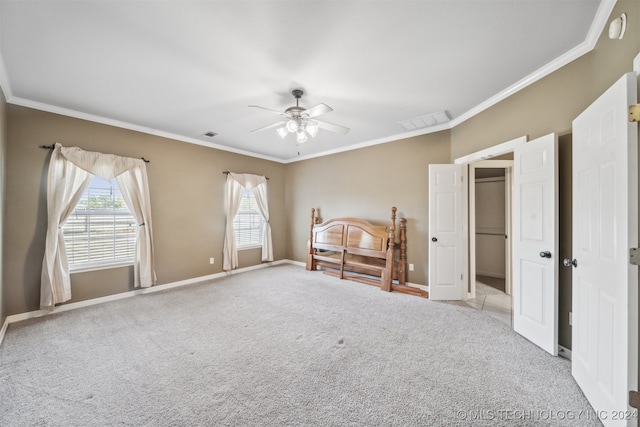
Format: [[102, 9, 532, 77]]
[[306, 208, 316, 271], [398, 218, 407, 285], [381, 207, 396, 292]]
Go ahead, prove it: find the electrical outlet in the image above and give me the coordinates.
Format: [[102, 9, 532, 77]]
[[210, 257, 214, 265], [409, 263, 414, 271]]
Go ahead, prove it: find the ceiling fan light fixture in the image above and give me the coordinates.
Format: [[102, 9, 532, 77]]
[[306, 120, 319, 137], [296, 129, 308, 143], [249, 89, 349, 143], [276, 127, 289, 139], [286, 119, 299, 132]]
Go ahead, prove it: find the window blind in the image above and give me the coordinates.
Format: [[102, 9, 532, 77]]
[[63, 176, 136, 268], [233, 189, 263, 248]]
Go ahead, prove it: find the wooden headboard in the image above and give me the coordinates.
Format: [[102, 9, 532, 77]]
[[305, 207, 425, 298], [311, 218, 389, 259]]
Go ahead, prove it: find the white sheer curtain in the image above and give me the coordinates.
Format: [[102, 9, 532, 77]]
[[251, 180, 273, 262], [40, 148, 93, 309], [222, 172, 273, 271], [115, 165, 156, 288], [40, 143, 156, 309], [222, 175, 244, 271]]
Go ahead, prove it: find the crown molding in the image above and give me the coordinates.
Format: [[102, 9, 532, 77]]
[[7, 96, 286, 164], [283, 123, 450, 163], [0, 49, 12, 102]]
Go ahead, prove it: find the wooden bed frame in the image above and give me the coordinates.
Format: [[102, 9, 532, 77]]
[[305, 207, 427, 298]]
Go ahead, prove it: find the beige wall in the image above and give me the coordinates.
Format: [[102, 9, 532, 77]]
[[4, 106, 287, 315], [0, 90, 6, 326], [475, 178, 506, 278], [285, 131, 451, 285]]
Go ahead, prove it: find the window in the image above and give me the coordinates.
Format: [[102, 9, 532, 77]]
[[62, 176, 137, 270], [233, 189, 264, 248]]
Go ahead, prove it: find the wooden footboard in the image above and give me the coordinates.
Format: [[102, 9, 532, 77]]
[[306, 207, 426, 298]]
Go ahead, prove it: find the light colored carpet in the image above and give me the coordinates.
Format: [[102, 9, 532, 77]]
[[0, 264, 599, 426]]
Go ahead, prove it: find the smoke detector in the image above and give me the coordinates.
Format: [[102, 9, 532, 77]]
[[609, 13, 626, 40]]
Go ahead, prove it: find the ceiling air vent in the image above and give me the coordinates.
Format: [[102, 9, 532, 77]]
[[398, 111, 451, 131], [202, 131, 218, 138]]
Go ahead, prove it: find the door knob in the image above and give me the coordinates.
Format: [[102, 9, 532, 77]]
[[431, 237, 438, 242], [563, 258, 578, 268], [539, 251, 552, 258]]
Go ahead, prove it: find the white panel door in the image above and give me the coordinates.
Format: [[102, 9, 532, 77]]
[[571, 72, 638, 426], [512, 133, 558, 355], [428, 164, 467, 300]]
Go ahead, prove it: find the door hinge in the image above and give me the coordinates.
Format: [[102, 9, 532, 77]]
[[630, 248, 640, 265], [630, 390, 640, 409], [630, 104, 640, 122]]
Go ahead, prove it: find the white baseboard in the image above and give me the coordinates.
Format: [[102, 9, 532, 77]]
[[0, 317, 9, 348], [476, 272, 506, 279], [286, 260, 306, 268], [406, 282, 429, 292], [558, 345, 572, 360], [0, 259, 295, 347]]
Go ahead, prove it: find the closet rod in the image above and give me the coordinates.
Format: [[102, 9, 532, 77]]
[[39, 144, 150, 163], [223, 170, 269, 180]]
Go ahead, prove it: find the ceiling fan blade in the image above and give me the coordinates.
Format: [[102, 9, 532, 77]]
[[316, 120, 350, 135], [250, 121, 287, 133], [248, 105, 286, 116], [302, 103, 333, 118]]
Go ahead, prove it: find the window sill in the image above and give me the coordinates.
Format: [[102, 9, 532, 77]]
[[70, 261, 134, 274], [237, 245, 262, 251]]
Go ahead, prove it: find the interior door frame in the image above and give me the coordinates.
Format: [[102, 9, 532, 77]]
[[455, 136, 526, 299], [454, 136, 527, 165], [469, 160, 514, 299]]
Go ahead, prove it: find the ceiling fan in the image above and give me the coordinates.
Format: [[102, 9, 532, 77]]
[[249, 89, 349, 143]]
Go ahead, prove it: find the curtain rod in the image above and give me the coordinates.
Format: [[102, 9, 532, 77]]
[[39, 144, 150, 163], [223, 170, 269, 180]]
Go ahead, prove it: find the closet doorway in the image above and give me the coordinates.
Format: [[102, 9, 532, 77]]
[[468, 159, 513, 326]]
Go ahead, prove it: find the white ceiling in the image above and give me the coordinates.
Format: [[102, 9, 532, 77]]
[[0, 0, 609, 163]]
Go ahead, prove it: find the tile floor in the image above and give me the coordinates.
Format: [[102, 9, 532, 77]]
[[465, 278, 512, 327]]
